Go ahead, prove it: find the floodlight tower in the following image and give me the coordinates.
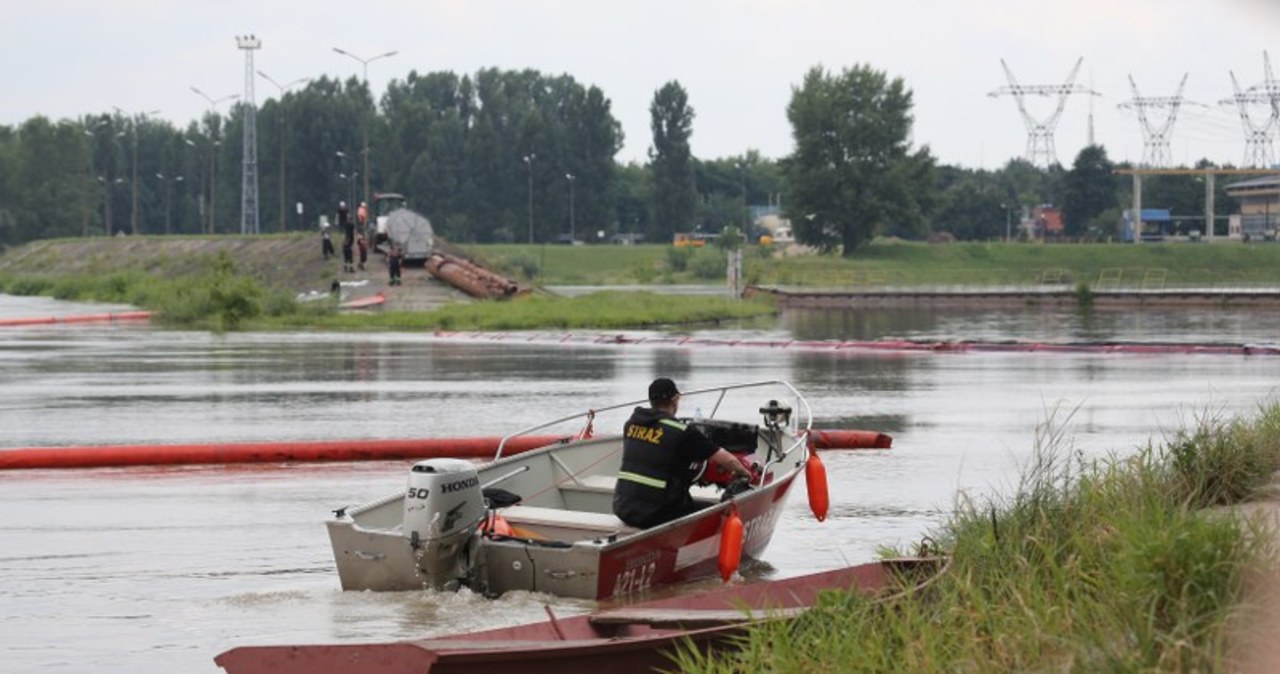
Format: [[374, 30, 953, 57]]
[[237, 34, 261, 235], [1117, 74, 1198, 168], [988, 57, 1100, 167]]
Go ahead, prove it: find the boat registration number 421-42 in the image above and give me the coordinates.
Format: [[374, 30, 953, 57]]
[[612, 561, 658, 596]]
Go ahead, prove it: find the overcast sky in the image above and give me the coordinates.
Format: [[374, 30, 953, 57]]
[[3, 0, 1278, 170]]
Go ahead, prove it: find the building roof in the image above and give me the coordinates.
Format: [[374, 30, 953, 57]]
[[1226, 174, 1280, 192]]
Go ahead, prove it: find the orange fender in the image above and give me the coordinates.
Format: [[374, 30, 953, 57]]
[[718, 507, 745, 582], [805, 452, 830, 522]]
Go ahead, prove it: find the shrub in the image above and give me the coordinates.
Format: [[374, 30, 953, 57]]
[[689, 249, 727, 280], [666, 246, 693, 272]]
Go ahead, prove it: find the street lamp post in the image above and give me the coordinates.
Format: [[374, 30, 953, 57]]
[[114, 107, 160, 235], [156, 172, 184, 234], [523, 154, 536, 243], [190, 87, 239, 234], [737, 160, 749, 232], [332, 46, 398, 208], [1002, 203, 1013, 242], [565, 173, 575, 242], [81, 118, 109, 236], [257, 71, 310, 232]]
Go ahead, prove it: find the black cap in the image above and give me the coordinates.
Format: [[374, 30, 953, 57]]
[[648, 378, 680, 403]]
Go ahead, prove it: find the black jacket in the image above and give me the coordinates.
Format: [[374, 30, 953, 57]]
[[612, 407, 718, 528]]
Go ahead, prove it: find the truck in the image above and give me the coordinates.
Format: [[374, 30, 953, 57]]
[[373, 193, 434, 265]]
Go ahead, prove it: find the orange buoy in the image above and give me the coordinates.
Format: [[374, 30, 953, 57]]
[[805, 452, 830, 522], [717, 507, 745, 582]]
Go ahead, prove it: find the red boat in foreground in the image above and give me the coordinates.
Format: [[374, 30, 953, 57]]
[[215, 556, 945, 674]]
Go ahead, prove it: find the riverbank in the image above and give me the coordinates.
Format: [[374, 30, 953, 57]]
[[6, 236, 1280, 329], [676, 407, 1280, 673], [9, 237, 1280, 292]]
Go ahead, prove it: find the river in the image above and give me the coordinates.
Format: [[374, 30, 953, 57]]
[[1, 293, 1278, 673]]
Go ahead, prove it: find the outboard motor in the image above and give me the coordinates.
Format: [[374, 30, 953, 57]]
[[403, 458, 486, 589]]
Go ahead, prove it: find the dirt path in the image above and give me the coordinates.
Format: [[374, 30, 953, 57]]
[[1226, 476, 1280, 672]]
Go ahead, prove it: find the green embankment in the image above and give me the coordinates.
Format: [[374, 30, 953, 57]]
[[474, 240, 1280, 288], [6, 236, 1280, 329], [675, 407, 1280, 673]]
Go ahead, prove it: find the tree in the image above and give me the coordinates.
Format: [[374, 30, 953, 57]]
[[783, 65, 934, 254], [1062, 145, 1117, 238], [648, 81, 697, 243]]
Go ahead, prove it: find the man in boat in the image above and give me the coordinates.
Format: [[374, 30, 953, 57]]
[[613, 378, 755, 529]]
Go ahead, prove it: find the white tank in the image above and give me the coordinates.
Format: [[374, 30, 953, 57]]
[[402, 458, 486, 589]]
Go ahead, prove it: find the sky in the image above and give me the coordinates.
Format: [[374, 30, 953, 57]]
[[3, 0, 1279, 170]]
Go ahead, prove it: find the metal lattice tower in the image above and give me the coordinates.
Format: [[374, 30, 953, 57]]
[[237, 35, 261, 235], [1214, 52, 1280, 168], [989, 57, 1100, 167], [1117, 74, 1198, 168]]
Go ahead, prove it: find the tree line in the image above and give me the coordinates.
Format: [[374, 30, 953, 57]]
[[0, 65, 1242, 254]]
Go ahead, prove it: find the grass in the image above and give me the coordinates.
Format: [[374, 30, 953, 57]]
[[670, 405, 1280, 673], [0, 261, 776, 332], [468, 240, 1280, 289]]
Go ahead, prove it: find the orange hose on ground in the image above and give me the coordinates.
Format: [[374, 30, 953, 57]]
[[807, 429, 893, 450], [0, 435, 565, 470], [0, 311, 152, 328]]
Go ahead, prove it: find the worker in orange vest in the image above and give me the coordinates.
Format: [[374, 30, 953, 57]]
[[357, 201, 370, 240]]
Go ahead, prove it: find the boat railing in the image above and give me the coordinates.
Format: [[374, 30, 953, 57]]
[[494, 379, 813, 461]]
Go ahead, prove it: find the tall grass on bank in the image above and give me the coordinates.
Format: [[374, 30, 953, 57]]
[[0, 251, 299, 331], [260, 291, 777, 332], [0, 264, 775, 332], [673, 406, 1280, 673]]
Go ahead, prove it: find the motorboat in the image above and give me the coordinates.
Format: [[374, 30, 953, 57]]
[[325, 380, 824, 600], [216, 556, 947, 674]]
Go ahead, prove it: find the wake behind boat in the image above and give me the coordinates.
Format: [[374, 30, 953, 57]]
[[326, 380, 825, 600]]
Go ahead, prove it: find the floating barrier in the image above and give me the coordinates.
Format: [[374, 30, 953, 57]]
[[428, 331, 1280, 357], [0, 427, 889, 471], [0, 436, 566, 471], [0, 310, 152, 328], [808, 429, 893, 450]]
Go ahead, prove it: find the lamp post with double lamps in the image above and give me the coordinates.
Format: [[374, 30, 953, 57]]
[[257, 71, 310, 232], [114, 107, 160, 235], [190, 87, 239, 234], [155, 172, 184, 234], [332, 46, 397, 208]]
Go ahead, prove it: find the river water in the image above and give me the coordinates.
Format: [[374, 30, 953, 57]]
[[2, 293, 1279, 673]]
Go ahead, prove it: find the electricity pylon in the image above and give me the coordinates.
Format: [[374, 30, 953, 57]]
[[989, 57, 1100, 167], [1117, 74, 1199, 168]]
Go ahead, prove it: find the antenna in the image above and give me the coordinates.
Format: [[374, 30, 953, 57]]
[[1117, 74, 1200, 168], [237, 34, 261, 235], [988, 57, 1101, 167]]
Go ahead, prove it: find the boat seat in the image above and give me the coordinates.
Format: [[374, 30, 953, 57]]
[[500, 504, 637, 535], [560, 474, 617, 494], [561, 474, 720, 501]]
